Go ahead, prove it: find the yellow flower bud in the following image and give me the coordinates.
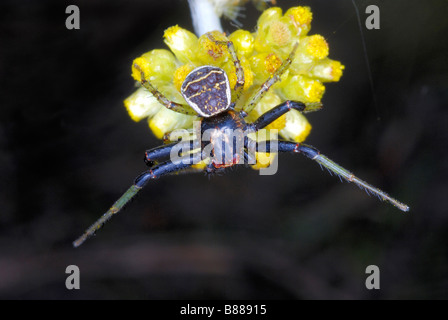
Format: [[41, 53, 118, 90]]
[[196, 31, 230, 65], [228, 29, 254, 57], [249, 52, 283, 84], [149, 107, 197, 139], [131, 49, 177, 83], [309, 58, 345, 82], [290, 35, 329, 73], [267, 20, 292, 48], [254, 7, 283, 52], [279, 109, 312, 142], [257, 7, 283, 31], [252, 152, 278, 170], [173, 64, 195, 92], [304, 35, 329, 60], [124, 87, 163, 122], [164, 25, 199, 64], [280, 74, 325, 103], [283, 6, 312, 37]]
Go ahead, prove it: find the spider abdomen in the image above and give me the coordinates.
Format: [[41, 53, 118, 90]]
[[181, 66, 231, 117]]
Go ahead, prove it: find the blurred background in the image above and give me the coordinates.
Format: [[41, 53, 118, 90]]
[[0, 0, 447, 299]]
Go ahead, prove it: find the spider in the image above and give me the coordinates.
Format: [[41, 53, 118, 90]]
[[73, 37, 409, 247]]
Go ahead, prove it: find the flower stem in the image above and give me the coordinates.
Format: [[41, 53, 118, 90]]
[[188, 0, 223, 36]]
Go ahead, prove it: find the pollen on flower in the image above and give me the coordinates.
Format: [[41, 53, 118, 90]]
[[329, 60, 344, 81], [132, 57, 150, 82], [310, 59, 345, 82], [197, 31, 229, 64], [265, 53, 282, 74], [250, 52, 283, 84], [164, 25, 182, 39], [305, 35, 329, 60], [173, 64, 195, 92], [269, 21, 291, 47], [285, 6, 312, 27], [306, 80, 325, 102]]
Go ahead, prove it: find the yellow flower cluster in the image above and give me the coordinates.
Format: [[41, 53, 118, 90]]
[[124, 6, 344, 169]]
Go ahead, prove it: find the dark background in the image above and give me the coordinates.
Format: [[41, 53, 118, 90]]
[[0, 0, 447, 299]]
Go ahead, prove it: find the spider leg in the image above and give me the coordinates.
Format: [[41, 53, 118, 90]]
[[243, 43, 299, 115], [206, 34, 245, 100], [250, 100, 322, 131], [133, 63, 197, 115], [163, 128, 196, 143], [144, 140, 197, 167], [73, 153, 202, 247], [257, 140, 410, 212]]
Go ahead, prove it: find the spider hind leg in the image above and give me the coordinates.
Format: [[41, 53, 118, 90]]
[[73, 153, 202, 247], [256, 140, 410, 212]]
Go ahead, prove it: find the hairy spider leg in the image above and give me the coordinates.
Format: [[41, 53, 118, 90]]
[[206, 34, 245, 100], [144, 140, 197, 167], [73, 153, 202, 247], [133, 64, 197, 116], [243, 43, 299, 115], [257, 140, 410, 212], [251, 100, 322, 131]]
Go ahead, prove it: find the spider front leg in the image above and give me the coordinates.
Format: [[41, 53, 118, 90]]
[[163, 128, 196, 144], [257, 140, 410, 212], [133, 63, 197, 115], [73, 153, 202, 247], [250, 100, 322, 131], [243, 43, 299, 115], [144, 140, 196, 167], [206, 34, 245, 99]]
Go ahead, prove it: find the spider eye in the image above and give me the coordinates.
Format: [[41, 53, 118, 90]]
[[181, 66, 231, 118]]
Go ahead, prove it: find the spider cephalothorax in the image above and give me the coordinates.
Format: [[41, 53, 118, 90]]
[[73, 37, 409, 247]]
